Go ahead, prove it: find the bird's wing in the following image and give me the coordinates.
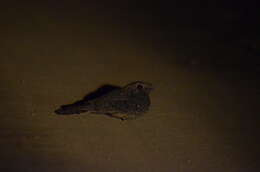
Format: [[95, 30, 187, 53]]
[[88, 90, 131, 112], [95, 89, 129, 101]]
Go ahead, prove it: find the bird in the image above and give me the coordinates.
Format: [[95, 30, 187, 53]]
[[55, 81, 153, 120]]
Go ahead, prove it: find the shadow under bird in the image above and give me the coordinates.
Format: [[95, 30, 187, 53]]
[[55, 81, 153, 120]]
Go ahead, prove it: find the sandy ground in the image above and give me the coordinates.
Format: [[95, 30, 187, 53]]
[[0, 3, 259, 172]]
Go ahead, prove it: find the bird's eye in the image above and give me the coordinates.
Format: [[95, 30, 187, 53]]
[[137, 84, 143, 90]]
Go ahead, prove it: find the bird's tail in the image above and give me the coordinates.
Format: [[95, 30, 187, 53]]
[[55, 104, 88, 115]]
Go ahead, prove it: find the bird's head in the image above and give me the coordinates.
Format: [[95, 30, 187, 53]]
[[124, 81, 153, 94]]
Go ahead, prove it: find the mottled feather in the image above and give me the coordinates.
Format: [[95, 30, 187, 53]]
[[55, 81, 153, 120]]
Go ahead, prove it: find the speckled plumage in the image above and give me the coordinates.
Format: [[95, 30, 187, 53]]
[[55, 81, 153, 120]]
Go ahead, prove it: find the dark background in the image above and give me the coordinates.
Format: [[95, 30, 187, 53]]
[[1, 0, 260, 66], [0, 1, 259, 171]]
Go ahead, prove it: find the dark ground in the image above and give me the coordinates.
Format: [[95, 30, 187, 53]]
[[0, 1, 259, 172]]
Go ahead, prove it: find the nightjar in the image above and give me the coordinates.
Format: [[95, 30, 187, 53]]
[[55, 81, 153, 120]]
